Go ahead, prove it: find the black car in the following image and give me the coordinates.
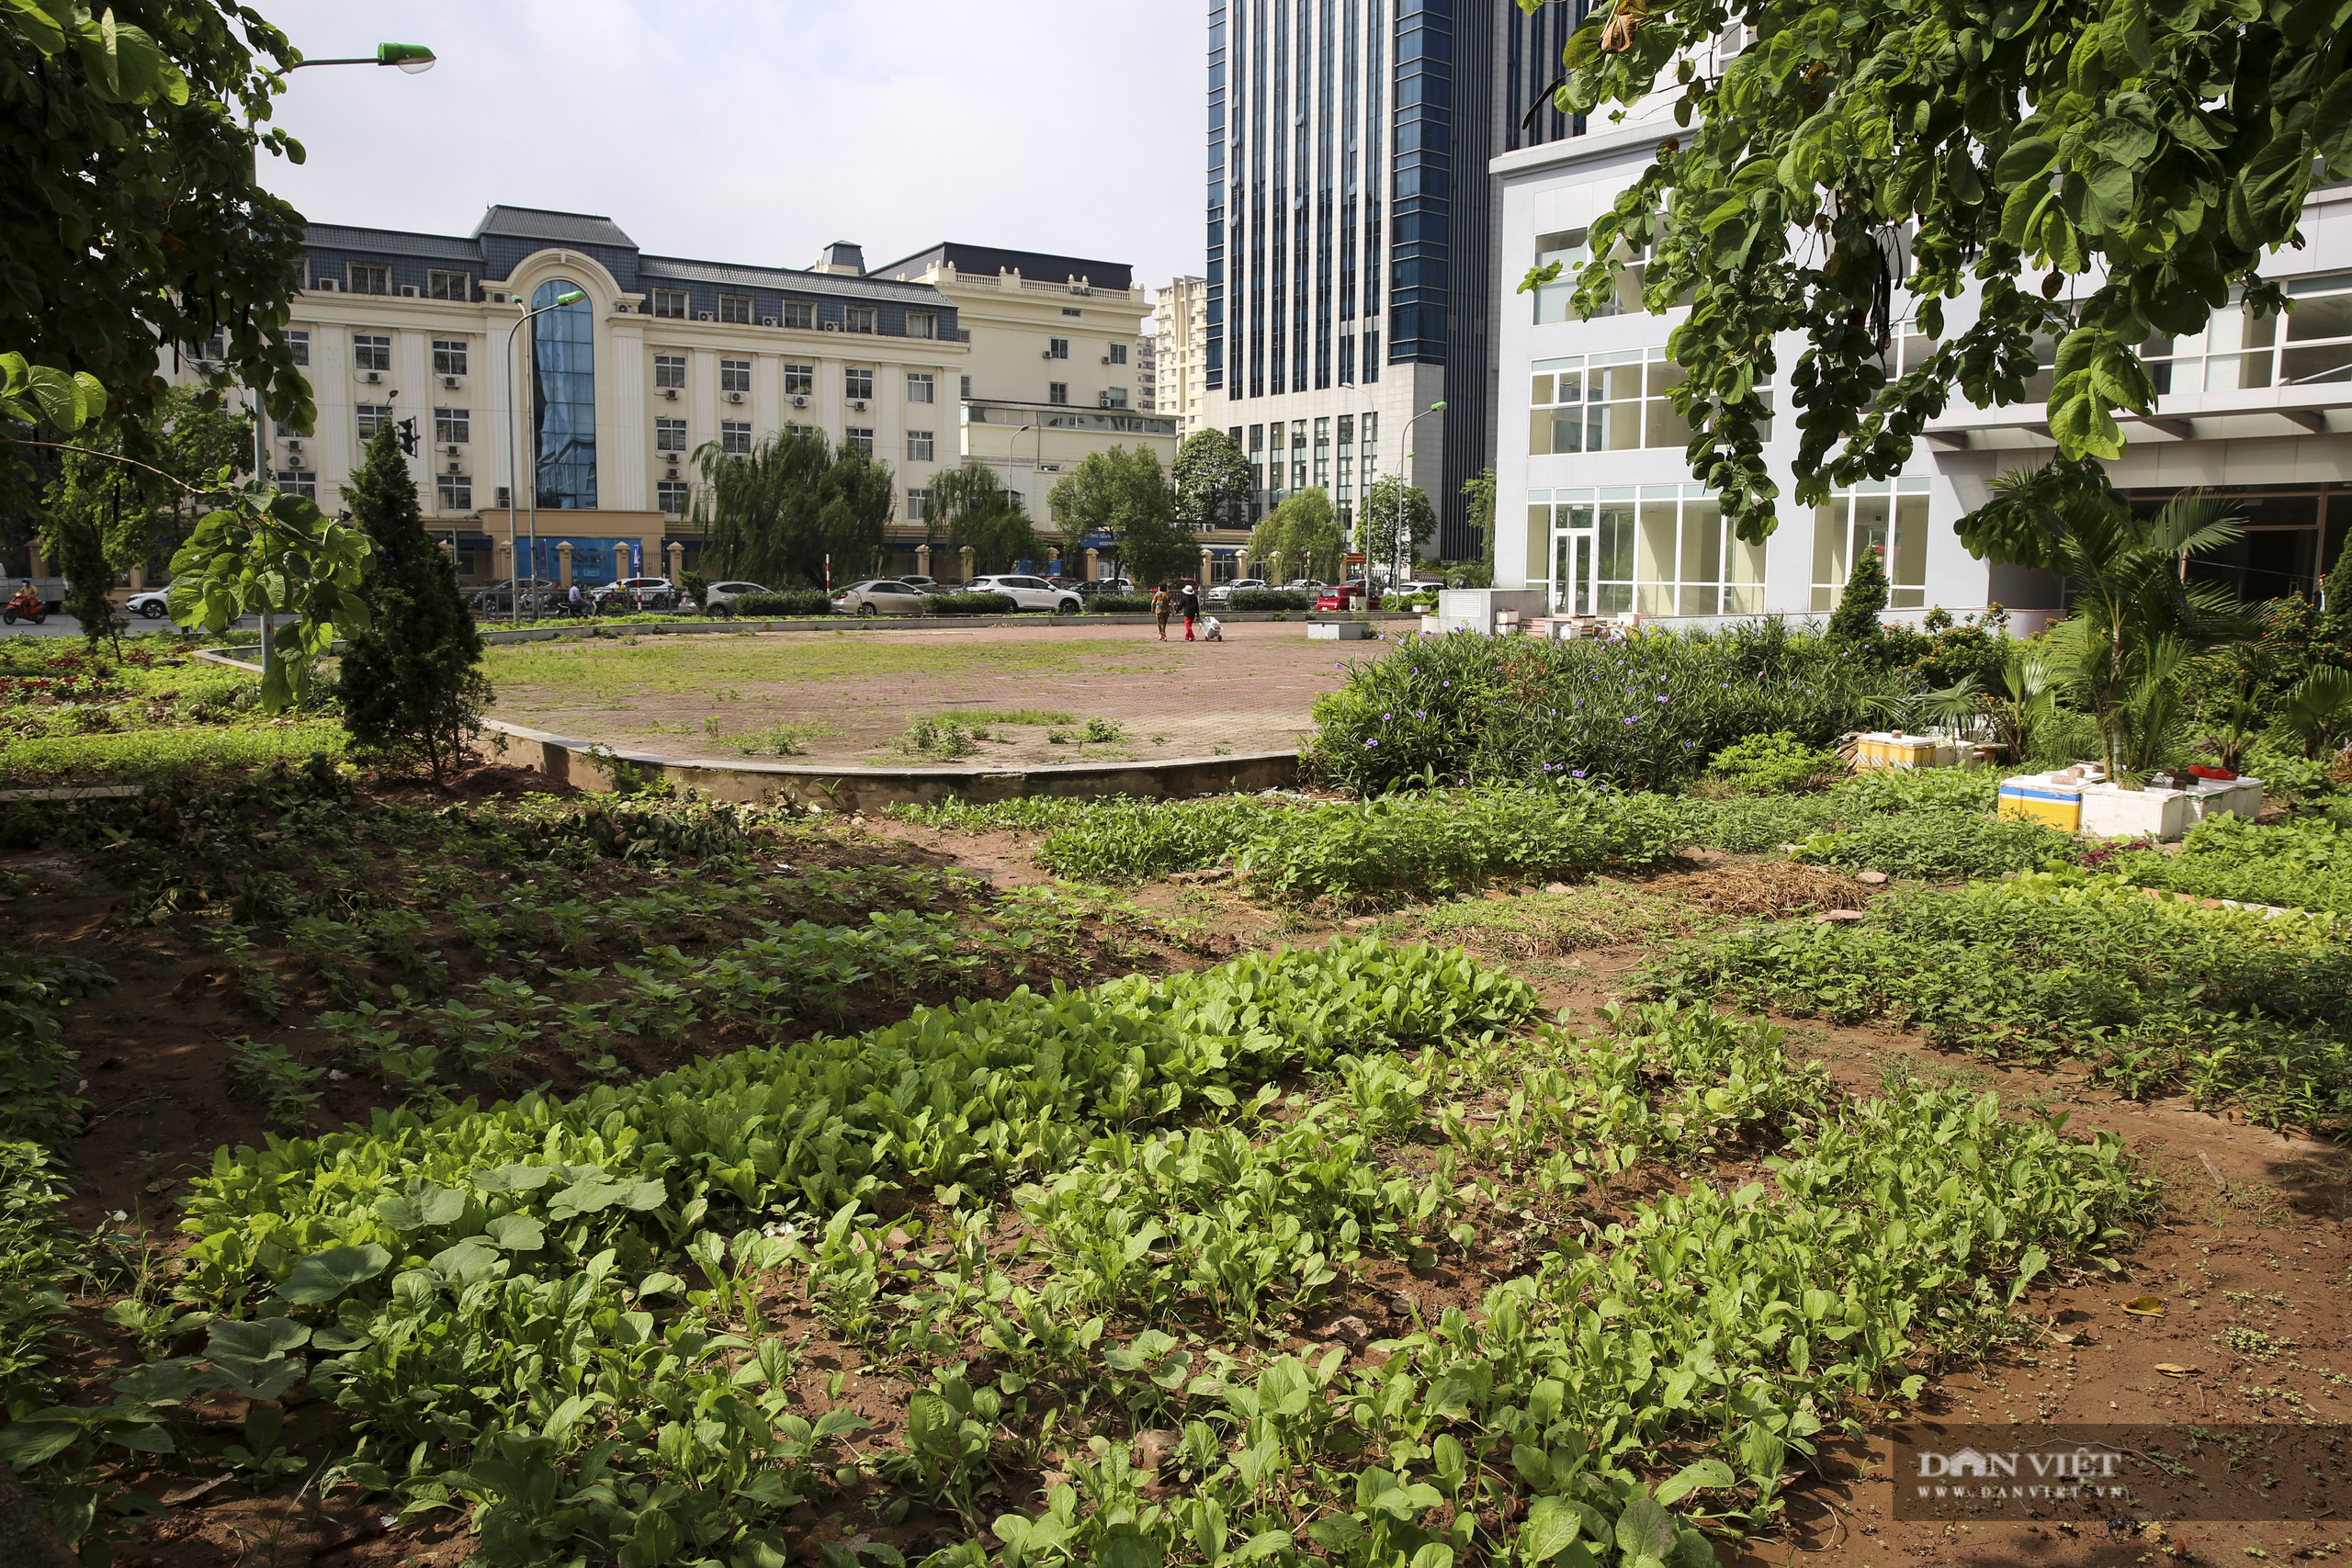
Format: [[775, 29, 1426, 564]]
[[1075, 577, 1136, 597], [470, 578, 560, 615]]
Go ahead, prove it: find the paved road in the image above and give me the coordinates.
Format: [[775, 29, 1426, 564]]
[[0, 615, 263, 638]]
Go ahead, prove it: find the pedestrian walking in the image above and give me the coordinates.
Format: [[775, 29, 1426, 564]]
[[1181, 580, 1202, 642], [1152, 581, 1171, 641]]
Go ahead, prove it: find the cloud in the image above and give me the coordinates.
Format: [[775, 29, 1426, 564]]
[[251, 0, 1201, 300]]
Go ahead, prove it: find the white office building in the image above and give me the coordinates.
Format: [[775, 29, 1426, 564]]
[[1491, 102, 2352, 628]]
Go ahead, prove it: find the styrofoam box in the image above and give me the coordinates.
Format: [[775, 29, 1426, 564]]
[[1998, 774, 2081, 830], [2077, 782, 2190, 841], [2184, 782, 2238, 824], [2233, 778, 2265, 819]]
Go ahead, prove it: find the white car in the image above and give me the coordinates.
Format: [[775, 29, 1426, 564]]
[[966, 574, 1083, 614], [126, 588, 173, 620], [1208, 577, 1267, 604], [699, 581, 772, 615], [831, 580, 928, 616]]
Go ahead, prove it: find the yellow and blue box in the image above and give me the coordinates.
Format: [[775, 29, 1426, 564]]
[[1857, 733, 1940, 769], [1998, 774, 2082, 830]]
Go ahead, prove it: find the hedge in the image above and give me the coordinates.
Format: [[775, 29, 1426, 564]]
[[725, 591, 832, 617], [926, 592, 1017, 616], [1087, 594, 1153, 613], [1228, 589, 1313, 612]]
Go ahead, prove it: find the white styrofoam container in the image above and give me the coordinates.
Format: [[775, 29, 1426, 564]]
[[2233, 778, 2265, 819], [2184, 782, 2237, 824], [2077, 782, 2190, 841]]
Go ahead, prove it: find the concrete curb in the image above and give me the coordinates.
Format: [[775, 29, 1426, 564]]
[[476, 718, 1299, 811]]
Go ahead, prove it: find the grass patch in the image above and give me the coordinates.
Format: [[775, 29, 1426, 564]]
[[728, 719, 831, 758], [485, 634, 1168, 704], [933, 707, 1077, 728], [1388, 885, 1710, 957]]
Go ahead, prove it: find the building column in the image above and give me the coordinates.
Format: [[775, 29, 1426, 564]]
[[666, 540, 684, 583], [556, 540, 573, 587], [1237, 548, 1250, 580], [958, 545, 975, 583], [1199, 547, 1213, 584], [1083, 546, 1099, 581], [916, 543, 931, 580], [127, 566, 146, 592], [494, 539, 514, 581]]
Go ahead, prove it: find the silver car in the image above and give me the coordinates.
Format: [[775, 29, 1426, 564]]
[[966, 574, 1083, 614], [831, 580, 928, 616]]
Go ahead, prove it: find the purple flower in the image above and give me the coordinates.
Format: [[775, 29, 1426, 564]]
[[1623, 716, 1640, 725], [1572, 770, 1587, 778], [1383, 712, 1392, 720], [1365, 739, 1380, 748]]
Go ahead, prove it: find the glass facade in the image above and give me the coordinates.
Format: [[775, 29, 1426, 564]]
[[1539, 485, 1767, 617], [531, 279, 596, 509], [1812, 479, 1932, 611]]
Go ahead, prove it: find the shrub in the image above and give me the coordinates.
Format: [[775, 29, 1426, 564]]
[[729, 590, 833, 618], [1689, 793, 1848, 852], [1228, 589, 1312, 612], [1793, 813, 2084, 880], [926, 592, 1017, 616], [1706, 731, 1840, 793], [2105, 811, 2352, 915], [1826, 546, 1890, 644], [1087, 593, 1153, 613], [1827, 765, 2001, 815], [1306, 619, 1912, 792]]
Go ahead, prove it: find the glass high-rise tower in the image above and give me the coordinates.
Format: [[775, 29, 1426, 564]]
[[1208, 1, 1584, 558]]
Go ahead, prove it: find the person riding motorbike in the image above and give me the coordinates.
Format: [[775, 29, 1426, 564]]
[[6, 581, 41, 619]]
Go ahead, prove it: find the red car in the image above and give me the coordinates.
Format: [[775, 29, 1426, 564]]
[[1314, 581, 1383, 612]]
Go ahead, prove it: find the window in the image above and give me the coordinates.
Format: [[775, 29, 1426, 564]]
[[433, 339, 468, 377], [845, 427, 875, 453], [652, 288, 688, 319], [435, 408, 470, 444], [906, 488, 929, 521], [436, 474, 473, 510], [356, 403, 391, 440], [844, 367, 874, 401], [906, 372, 934, 404], [1813, 479, 1932, 611], [427, 270, 470, 301], [959, 374, 971, 400], [718, 294, 753, 325], [1048, 382, 1069, 405], [1109, 343, 1129, 365], [784, 363, 814, 396], [655, 417, 687, 452], [276, 471, 316, 501], [1062, 307, 1082, 318], [906, 311, 937, 339], [1531, 229, 1649, 322], [352, 334, 391, 371], [1105, 388, 1129, 409], [654, 354, 686, 389], [845, 307, 877, 334], [907, 430, 935, 461], [286, 330, 310, 367], [720, 359, 751, 394], [348, 264, 390, 296], [1047, 337, 1070, 359], [1527, 348, 1771, 455], [1539, 486, 1766, 618], [783, 300, 815, 330], [784, 423, 818, 439], [658, 479, 690, 513], [720, 421, 752, 456]]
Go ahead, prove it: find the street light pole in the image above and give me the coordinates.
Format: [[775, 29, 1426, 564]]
[[1395, 400, 1445, 594], [243, 41, 436, 674], [506, 290, 585, 623]]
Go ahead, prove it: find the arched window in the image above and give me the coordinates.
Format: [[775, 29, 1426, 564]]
[[533, 280, 596, 508]]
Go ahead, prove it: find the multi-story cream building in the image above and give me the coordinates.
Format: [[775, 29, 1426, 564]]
[[868, 243, 1180, 546], [175, 207, 979, 588], [1153, 276, 1212, 438]]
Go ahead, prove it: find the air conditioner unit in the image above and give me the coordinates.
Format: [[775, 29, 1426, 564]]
[[283, 439, 302, 453], [787, 394, 806, 408], [442, 374, 460, 389], [762, 316, 778, 327], [363, 370, 382, 383], [490, 292, 510, 304], [445, 444, 460, 457], [852, 400, 866, 412], [696, 311, 715, 321], [1099, 393, 1112, 407], [661, 388, 679, 400], [727, 390, 745, 403], [495, 487, 511, 508], [447, 462, 462, 475], [1101, 356, 1112, 365], [313, 277, 339, 292], [399, 284, 421, 298], [820, 321, 841, 333], [1041, 350, 1054, 360], [286, 455, 305, 468]]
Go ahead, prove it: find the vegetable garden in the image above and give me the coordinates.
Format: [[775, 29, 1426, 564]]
[[2, 614, 2349, 1567]]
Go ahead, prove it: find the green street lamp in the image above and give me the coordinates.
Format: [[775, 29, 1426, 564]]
[[507, 291, 587, 624], [287, 42, 438, 73], [1390, 400, 1444, 592]]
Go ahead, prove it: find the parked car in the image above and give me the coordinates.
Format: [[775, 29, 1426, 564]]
[[1315, 581, 1384, 612], [1076, 577, 1136, 598], [1282, 578, 1329, 592], [967, 574, 1083, 614], [594, 576, 678, 614], [125, 588, 173, 620], [1391, 577, 1446, 597], [470, 578, 560, 615], [831, 579, 928, 616], [699, 581, 773, 615], [1207, 577, 1267, 604], [898, 574, 941, 593]]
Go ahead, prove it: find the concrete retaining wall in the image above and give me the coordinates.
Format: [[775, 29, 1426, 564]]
[[478, 718, 1298, 812]]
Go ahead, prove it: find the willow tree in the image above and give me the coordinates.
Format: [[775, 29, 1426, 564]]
[[926, 461, 1039, 575], [691, 432, 894, 586], [1523, 0, 2352, 565], [1248, 487, 1346, 582]]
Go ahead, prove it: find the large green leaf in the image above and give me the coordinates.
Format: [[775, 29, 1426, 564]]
[[281, 1243, 392, 1305]]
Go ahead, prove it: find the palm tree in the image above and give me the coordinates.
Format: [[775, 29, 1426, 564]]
[[1993, 477, 2257, 780]]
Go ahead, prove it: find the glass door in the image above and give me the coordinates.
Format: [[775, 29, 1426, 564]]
[[1553, 528, 1595, 615]]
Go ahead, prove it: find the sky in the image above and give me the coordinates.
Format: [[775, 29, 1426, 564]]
[[250, 1, 1202, 313]]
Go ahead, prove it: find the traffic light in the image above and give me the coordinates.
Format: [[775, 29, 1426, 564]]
[[396, 416, 419, 457]]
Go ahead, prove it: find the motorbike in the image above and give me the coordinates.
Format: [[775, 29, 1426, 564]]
[[2, 595, 45, 626]]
